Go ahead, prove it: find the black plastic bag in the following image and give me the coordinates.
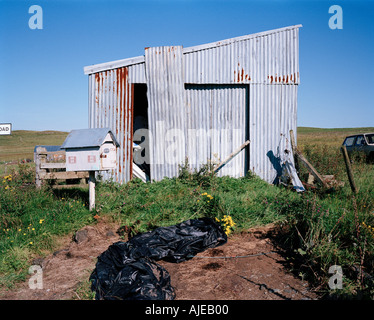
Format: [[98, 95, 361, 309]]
[[128, 217, 227, 263], [91, 256, 175, 300], [90, 217, 227, 300]]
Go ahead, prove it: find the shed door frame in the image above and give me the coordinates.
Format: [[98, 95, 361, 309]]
[[184, 84, 249, 177]]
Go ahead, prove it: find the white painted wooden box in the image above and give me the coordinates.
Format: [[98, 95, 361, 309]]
[[61, 128, 119, 172]]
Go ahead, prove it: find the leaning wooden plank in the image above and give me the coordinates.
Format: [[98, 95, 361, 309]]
[[296, 152, 329, 188], [341, 146, 358, 194], [133, 163, 148, 182], [289, 130, 328, 188], [40, 171, 89, 180], [51, 184, 89, 189], [213, 140, 250, 173], [40, 163, 66, 169], [289, 129, 297, 155]]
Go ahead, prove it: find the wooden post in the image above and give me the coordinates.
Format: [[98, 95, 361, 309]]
[[213, 140, 250, 173], [289, 130, 299, 172], [35, 147, 47, 188], [341, 146, 358, 194], [88, 171, 96, 211]]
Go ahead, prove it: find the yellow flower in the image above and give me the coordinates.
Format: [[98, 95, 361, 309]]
[[29, 242, 33, 245], [39, 219, 45, 224]]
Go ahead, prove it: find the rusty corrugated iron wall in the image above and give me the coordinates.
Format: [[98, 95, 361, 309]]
[[182, 25, 300, 182], [249, 84, 298, 183], [88, 67, 134, 183], [183, 25, 300, 85], [144, 46, 186, 181]]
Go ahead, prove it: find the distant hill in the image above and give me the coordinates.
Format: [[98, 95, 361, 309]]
[[297, 127, 374, 148], [298, 127, 374, 134], [1, 127, 373, 162], [0, 130, 68, 162]]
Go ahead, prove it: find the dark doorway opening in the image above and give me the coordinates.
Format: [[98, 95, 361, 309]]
[[133, 84, 150, 179]]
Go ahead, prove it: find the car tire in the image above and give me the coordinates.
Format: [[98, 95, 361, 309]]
[[367, 152, 374, 164]]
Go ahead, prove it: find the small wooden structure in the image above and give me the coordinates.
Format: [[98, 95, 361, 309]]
[[35, 146, 89, 188], [60, 128, 119, 211]]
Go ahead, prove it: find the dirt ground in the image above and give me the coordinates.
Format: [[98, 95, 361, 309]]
[[0, 220, 319, 300]]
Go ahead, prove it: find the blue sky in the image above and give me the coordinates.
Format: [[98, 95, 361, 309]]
[[0, 0, 373, 131]]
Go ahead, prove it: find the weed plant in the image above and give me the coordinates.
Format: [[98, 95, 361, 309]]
[[0, 164, 93, 287]]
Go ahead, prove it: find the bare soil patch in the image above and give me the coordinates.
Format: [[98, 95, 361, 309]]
[[0, 222, 318, 300], [0, 219, 121, 300]]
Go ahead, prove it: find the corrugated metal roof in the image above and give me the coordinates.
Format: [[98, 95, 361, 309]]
[[61, 128, 119, 149], [84, 56, 144, 75]]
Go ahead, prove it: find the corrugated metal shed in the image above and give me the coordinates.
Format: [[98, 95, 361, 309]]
[[83, 24, 302, 184]]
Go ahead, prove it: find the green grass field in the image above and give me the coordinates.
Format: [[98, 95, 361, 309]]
[[0, 130, 68, 162], [298, 126, 374, 149], [0, 127, 373, 299]]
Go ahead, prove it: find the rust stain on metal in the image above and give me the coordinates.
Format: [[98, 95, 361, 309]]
[[123, 69, 129, 177], [118, 67, 126, 174], [95, 72, 102, 126], [95, 73, 100, 105], [234, 67, 250, 82], [113, 66, 133, 180], [129, 83, 134, 180], [268, 74, 297, 84]]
